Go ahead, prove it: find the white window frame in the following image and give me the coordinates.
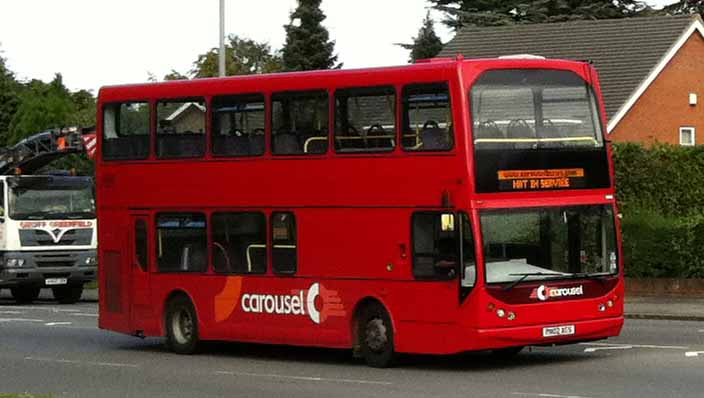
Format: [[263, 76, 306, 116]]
[[680, 127, 696, 146]]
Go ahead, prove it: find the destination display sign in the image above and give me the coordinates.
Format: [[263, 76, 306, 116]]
[[498, 168, 585, 191]]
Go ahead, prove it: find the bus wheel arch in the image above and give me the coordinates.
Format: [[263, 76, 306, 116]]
[[163, 290, 200, 354], [351, 297, 396, 368]]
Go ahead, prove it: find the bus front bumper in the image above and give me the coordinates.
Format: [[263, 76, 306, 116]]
[[476, 316, 624, 348], [0, 250, 97, 288]]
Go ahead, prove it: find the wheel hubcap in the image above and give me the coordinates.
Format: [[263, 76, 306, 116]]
[[365, 318, 388, 353], [172, 309, 193, 344]]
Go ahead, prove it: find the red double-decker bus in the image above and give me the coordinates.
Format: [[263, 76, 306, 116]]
[[96, 56, 623, 367]]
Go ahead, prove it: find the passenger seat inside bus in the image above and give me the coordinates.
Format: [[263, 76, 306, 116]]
[[273, 133, 302, 155], [475, 121, 504, 149], [421, 128, 450, 150], [180, 243, 207, 272]]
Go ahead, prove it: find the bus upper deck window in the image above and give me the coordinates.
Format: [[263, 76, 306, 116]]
[[334, 86, 396, 153], [272, 91, 328, 156], [102, 102, 150, 160], [471, 69, 604, 150], [402, 82, 453, 152], [156, 98, 206, 159], [212, 94, 266, 157]]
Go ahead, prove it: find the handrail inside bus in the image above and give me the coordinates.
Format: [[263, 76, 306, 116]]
[[246, 244, 297, 272], [474, 136, 598, 144]]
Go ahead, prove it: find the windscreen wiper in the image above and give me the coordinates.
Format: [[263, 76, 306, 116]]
[[504, 272, 565, 291], [566, 272, 611, 285]]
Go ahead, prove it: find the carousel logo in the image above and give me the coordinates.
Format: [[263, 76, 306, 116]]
[[530, 285, 584, 301], [240, 283, 346, 324]]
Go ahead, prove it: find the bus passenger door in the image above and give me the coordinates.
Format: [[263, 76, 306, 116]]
[[129, 214, 153, 333]]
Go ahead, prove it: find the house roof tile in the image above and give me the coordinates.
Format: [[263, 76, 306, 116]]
[[439, 15, 697, 118]]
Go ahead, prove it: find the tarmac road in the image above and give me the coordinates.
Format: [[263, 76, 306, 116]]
[[0, 296, 703, 398]]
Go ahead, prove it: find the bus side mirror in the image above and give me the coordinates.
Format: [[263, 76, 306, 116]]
[[441, 213, 455, 232]]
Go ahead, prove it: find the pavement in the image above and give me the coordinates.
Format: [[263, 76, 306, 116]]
[[3, 288, 703, 321]]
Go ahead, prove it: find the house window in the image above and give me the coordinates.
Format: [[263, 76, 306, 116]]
[[680, 127, 696, 146]]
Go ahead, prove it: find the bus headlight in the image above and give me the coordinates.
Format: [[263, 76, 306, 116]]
[[85, 256, 97, 265], [5, 258, 26, 268]]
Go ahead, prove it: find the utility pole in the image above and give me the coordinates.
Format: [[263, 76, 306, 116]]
[[219, 0, 226, 77]]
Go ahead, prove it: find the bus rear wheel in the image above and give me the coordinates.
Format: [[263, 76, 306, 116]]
[[165, 295, 200, 355], [358, 303, 396, 368], [11, 286, 41, 304], [52, 284, 84, 304]]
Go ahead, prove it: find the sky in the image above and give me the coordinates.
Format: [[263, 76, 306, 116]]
[[0, 0, 679, 93]]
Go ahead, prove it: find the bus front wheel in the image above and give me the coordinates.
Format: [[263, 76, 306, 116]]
[[11, 286, 41, 304], [165, 295, 200, 355], [358, 303, 396, 368]]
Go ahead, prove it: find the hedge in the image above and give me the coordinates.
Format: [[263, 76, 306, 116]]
[[613, 143, 704, 278], [613, 143, 704, 216], [621, 209, 704, 278]]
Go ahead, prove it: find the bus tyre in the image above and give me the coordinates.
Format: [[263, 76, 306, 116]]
[[11, 286, 41, 304], [165, 295, 200, 355], [492, 346, 524, 359], [358, 303, 396, 368], [52, 284, 84, 304]]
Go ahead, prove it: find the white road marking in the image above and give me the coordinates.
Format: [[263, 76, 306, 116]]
[[685, 351, 704, 357], [70, 313, 98, 317], [0, 305, 80, 313], [24, 357, 139, 368], [0, 310, 23, 314], [0, 318, 45, 323], [584, 345, 632, 353], [580, 342, 689, 350], [698, 329, 704, 333], [513, 392, 595, 398], [45, 322, 72, 326], [215, 370, 392, 386]]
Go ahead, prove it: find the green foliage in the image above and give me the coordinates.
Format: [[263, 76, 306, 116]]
[[621, 209, 704, 278], [430, 0, 651, 29], [163, 69, 189, 81], [8, 75, 77, 145], [281, 0, 339, 71], [191, 35, 283, 78], [0, 49, 21, 147], [398, 12, 444, 63], [614, 143, 704, 278], [613, 143, 704, 216]]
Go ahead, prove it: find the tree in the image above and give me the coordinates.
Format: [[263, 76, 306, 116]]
[[281, 0, 339, 71], [191, 35, 283, 78], [0, 48, 21, 147], [665, 0, 704, 17], [430, 0, 651, 29], [8, 74, 80, 145], [163, 69, 189, 81], [398, 12, 444, 63]]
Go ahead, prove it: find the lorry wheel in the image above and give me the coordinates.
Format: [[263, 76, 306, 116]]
[[11, 287, 41, 304], [52, 284, 84, 304]]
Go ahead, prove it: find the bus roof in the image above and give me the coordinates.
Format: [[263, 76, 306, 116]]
[[98, 57, 592, 99]]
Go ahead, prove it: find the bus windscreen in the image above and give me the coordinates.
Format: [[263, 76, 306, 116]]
[[480, 205, 618, 285]]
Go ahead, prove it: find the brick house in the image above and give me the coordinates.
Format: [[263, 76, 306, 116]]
[[439, 15, 704, 146]]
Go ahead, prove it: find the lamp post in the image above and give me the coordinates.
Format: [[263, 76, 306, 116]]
[[219, 0, 225, 77]]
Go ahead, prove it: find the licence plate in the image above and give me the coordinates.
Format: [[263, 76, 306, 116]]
[[45, 278, 68, 286], [542, 325, 575, 338]]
